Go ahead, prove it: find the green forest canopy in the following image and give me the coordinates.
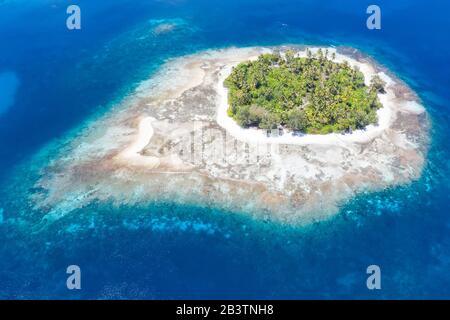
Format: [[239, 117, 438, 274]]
[[224, 49, 386, 134]]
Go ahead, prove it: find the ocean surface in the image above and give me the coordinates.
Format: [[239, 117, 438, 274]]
[[0, 0, 449, 299]]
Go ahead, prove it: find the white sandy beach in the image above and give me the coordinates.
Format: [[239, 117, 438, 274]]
[[215, 47, 410, 146]]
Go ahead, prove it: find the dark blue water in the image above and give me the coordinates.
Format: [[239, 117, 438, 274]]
[[0, 0, 449, 299]]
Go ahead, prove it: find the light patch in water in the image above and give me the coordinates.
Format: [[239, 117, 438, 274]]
[[0, 71, 20, 115]]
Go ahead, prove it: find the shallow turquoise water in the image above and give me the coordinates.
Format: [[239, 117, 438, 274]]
[[0, 0, 449, 299]]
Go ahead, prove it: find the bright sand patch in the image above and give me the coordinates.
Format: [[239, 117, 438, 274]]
[[115, 117, 160, 168]]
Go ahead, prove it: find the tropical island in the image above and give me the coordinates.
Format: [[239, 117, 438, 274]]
[[25, 46, 428, 225], [224, 49, 386, 134]]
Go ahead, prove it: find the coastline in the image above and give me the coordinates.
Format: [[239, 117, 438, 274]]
[[216, 47, 420, 146]]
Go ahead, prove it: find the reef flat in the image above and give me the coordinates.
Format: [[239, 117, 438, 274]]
[[30, 46, 429, 225]]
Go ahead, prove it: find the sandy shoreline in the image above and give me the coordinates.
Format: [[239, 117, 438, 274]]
[[215, 47, 414, 146]]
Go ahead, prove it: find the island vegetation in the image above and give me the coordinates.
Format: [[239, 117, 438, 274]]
[[224, 49, 386, 134]]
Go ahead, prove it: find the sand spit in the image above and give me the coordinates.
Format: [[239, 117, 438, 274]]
[[31, 46, 429, 225]]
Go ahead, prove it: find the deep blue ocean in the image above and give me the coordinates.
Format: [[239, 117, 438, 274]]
[[0, 0, 449, 299]]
